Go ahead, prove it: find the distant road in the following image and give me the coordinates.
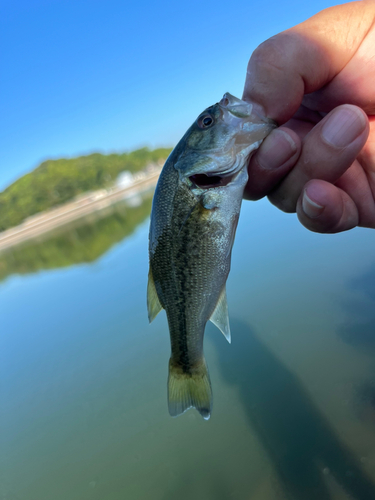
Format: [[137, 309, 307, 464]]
[[0, 169, 160, 252]]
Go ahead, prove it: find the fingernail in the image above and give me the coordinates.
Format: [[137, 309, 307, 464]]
[[257, 129, 297, 170], [321, 106, 366, 147], [302, 189, 324, 218]]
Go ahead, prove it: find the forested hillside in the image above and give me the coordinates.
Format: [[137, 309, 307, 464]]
[[0, 147, 171, 231], [0, 194, 153, 282]]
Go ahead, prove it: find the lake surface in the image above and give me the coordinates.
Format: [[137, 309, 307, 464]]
[[2, 191, 375, 500]]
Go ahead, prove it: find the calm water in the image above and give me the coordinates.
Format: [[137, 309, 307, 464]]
[[2, 192, 375, 500]]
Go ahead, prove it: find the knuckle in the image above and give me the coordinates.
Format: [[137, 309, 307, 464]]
[[249, 37, 288, 76]]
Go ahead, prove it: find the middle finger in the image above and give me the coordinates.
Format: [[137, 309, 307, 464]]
[[268, 104, 369, 213]]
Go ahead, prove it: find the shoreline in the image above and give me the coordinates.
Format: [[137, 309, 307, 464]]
[[0, 168, 160, 253]]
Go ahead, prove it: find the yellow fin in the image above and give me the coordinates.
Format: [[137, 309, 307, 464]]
[[168, 358, 212, 420], [209, 287, 231, 343], [147, 268, 163, 323]]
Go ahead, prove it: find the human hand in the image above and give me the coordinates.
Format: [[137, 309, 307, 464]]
[[243, 0, 375, 233]]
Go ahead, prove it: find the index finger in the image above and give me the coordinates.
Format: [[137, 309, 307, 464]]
[[242, 1, 375, 124]]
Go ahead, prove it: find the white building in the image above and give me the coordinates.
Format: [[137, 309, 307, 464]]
[[116, 171, 134, 189]]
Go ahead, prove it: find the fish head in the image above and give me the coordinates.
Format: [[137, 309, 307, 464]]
[[174, 92, 276, 191]]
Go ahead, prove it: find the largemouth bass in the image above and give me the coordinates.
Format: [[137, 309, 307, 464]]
[[148, 93, 275, 420]]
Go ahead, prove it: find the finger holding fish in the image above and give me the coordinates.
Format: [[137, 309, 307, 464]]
[[244, 126, 301, 201], [244, 104, 369, 231]]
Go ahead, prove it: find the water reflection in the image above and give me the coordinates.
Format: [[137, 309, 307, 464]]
[[0, 191, 153, 282], [338, 265, 375, 424], [162, 464, 235, 500], [213, 318, 375, 500], [339, 265, 375, 350]]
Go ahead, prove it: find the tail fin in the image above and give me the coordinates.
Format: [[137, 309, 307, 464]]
[[168, 358, 212, 420]]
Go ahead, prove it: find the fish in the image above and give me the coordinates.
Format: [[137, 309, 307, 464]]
[[147, 93, 275, 420]]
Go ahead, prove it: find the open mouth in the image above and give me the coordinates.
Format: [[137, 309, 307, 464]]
[[189, 173, 234, 189]]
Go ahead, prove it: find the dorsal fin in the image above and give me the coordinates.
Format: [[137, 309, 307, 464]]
[[209, 287, 231, 343], [147, 268, 163, 323]]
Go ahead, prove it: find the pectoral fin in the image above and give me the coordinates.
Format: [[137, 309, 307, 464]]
[[209, 287, 231, 343], [147, 268, 163, 323]]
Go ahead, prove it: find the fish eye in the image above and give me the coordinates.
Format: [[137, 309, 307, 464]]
[[197, 114, 214, 129]]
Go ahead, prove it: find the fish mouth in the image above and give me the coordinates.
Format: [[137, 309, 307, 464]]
[[218, 93, 254, 118], [219, 92, 276, 128], [189, 172, 237, 189]]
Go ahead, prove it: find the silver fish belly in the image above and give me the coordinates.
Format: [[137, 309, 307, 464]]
[[148, 93, 275, 419]]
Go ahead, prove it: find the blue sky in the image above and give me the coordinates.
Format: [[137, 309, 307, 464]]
[[1, 0, 342, 191]]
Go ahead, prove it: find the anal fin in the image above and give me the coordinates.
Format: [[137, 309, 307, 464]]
[[147, 268, 163, 323], [209, 287, 231, 343]]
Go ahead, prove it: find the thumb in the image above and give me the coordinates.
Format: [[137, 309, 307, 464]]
[[242, 1, 375, 123]]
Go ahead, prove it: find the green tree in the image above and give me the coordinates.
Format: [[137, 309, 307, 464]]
[[0, 147, 171, 231], [0, 195, 153, 282]]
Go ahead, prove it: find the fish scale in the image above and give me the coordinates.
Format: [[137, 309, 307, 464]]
[[148, 93, 276, 419]]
